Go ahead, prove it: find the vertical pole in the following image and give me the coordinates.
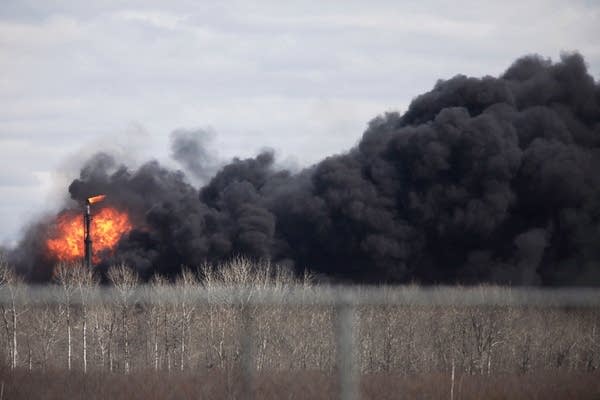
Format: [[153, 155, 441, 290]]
[[240, 302, 254, 400], [450, 358, 455, 400], [84, 201, 92, 269], [336, 293, 358, 400]]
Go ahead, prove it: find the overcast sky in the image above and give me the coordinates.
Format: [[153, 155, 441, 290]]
[[1, 0, 599, 246]]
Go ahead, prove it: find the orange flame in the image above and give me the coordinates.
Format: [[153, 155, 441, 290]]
[[88, 194, 106, 204], [47, 207, 132, 264]]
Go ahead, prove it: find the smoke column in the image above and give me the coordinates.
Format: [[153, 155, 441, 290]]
[[170, 128, 218, 183], [9, 53, 600, 285]]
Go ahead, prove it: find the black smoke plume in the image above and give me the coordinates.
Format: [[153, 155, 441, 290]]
[[9, 53, 600, 285], [170, 128, 218, 183]]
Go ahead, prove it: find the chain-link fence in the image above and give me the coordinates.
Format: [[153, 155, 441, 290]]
[[1, 285, 600, 399]]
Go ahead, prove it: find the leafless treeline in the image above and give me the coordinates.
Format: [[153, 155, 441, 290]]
[[0, 257, 599, 378]]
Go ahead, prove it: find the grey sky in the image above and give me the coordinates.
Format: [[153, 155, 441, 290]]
[[1, 0, 599, 246]]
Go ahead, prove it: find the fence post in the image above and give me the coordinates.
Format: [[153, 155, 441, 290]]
[[336, 292, 358, 400], [240, 302, 255, 400]]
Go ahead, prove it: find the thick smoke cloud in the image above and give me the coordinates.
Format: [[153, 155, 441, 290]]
[[170, 128, 218, 183], [10, 53, 600, 285]]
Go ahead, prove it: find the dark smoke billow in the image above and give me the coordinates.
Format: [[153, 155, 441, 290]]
[[10, 53, 600, 285], [170, 128, 218, 183]]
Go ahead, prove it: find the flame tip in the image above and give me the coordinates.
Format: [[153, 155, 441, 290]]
[[87, 194, 106, 204]]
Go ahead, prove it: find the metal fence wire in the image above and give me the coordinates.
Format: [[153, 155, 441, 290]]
[[1, 285, 600, 400]]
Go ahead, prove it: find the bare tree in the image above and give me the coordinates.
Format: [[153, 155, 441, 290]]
[[108, 263, 138, 374], [149, 274, 167, 371], [73, 263, 96, 373], [3, 256, 600, 386], [34, 303, 64, 370], [176, 267, 197, 371], [92, 302, 115, 371], [54, 262, 78, 371], [0, 257, 24, 370]]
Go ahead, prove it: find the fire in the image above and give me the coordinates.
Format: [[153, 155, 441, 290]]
[[88, 194, 106, 204], [47, 207, 132, 263]]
